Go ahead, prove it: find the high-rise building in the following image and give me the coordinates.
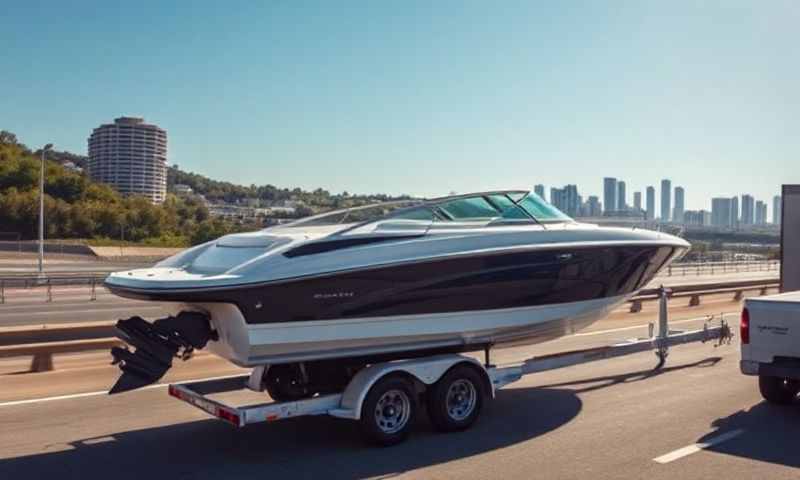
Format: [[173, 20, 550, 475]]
[[773, 195, 782, 224], [731, 196, 739, 228], [551, 184, 580, 217], [741, 194, 755, 225], [88, 117, 167, 203], [534, 184, 545, 199], [756, 200, 767, 225], [633, 191, 642, 211], [603, 178, 617, 215], [646, 186, 655, 220], [711, 198, 733, 227], [617, 181, 627, 211], [660, 179, 671, 221], [586, 196, 602, 217], [673, 186, 685, 223]]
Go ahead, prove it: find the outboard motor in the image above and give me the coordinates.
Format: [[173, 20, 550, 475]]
[[109, 311, 217, 394]]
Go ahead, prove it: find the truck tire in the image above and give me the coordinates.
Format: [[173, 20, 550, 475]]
[[427, 364, 485, 433], [759, 375, 798, 405], [359, 375, 416, 446]]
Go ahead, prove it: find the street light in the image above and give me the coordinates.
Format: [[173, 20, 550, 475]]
[[38, 143, 53, 275]]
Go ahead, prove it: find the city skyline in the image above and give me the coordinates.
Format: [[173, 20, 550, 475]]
[[1, 2, 797, 207]]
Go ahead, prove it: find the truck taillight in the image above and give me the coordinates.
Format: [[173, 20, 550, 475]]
[[740, 308, 750, 345]]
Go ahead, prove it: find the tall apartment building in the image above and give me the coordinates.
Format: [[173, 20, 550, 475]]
[[88, 117, 167, 203], [673, 186, 685, 223], [585, 196, 602, 217], [633, 191, 642, 211], [603, 178, 617, 215], [711, 197, 733, 228], [731, 196, 739, 228], [661, 179, 671, 221], [741, 194, 755, 225], [755, 200, 767, 225], [617, 181, 626, 211], [551, 184, 580, 217], [534, 184, 546, 199], [645, 186, 655, 220], [773, 195, 782, 224]]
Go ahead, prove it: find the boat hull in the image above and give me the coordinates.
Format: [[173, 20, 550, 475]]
[[173, 294, 627, 366]]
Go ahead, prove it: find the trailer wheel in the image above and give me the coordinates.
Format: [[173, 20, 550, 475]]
[[359, 376, 416, 446], [427, 364, 485, 433], [759, 375, 798, 405]]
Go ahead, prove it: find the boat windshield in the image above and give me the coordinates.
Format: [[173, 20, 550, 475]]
[[268, 190, 572, 235]]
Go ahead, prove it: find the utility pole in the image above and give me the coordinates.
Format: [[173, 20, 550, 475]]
[[38, 143, 53, 275]]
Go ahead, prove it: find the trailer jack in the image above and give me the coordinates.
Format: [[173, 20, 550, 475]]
[[109, 311, 216, 394]]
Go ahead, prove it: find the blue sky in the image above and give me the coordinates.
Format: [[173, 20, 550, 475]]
[[2, 1, 797, 211]]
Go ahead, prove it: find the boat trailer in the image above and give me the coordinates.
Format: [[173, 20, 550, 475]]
[[166, 287, 732, 445]]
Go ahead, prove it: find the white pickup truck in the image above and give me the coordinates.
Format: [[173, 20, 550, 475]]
[[740, 291, 800, 404]]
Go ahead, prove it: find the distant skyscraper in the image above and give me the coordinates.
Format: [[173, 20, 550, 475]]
[[534, 184, 545, 199], [773, 195, 781, 224], [586, 196, 602, 217], [711, 198, 733, 228], [731, 196, 739, 228], [660, 179, 671, 221], [88, 116, 167, 203], [617, 181, 626, 211], [645, 186, 655, 220], [741, 194, 755, 225], [603, 178, 617, 215], [551, 184, 580, 217], [672, 186, 685, 223], [633, 191, 642, 211], [756, 200, 767, 225]]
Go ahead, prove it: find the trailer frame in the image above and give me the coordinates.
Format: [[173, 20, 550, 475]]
[[168, 287, 732, 442]]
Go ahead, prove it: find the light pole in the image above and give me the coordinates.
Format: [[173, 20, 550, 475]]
[[38, 143, 53, 275]]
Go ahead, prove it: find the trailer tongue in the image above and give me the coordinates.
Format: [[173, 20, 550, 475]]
[[109, 311, 216, 394]]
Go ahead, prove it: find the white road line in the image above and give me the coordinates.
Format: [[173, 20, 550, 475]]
[[1, 305, 165, 316], [0, 373, 244, 408], [653, 429, 745, 464], [575, 315, 726, 337], [0, 299, 144, 311]]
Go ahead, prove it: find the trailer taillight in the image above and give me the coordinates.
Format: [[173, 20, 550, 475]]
[[740, 308, 750, 345], [217, 408, 240, 426]]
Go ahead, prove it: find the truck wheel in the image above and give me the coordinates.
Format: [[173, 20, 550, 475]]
[[759, 375, 798, 405], [359, 376, 416, 446], [427, 364, 485, 433]]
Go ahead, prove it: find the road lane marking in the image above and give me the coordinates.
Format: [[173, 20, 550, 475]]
[[653, 429, 745, 464], [0, 373, 245, 408], [0, 299, 148, 311], [0, 305, 165, 317], [575, 315, 729, 337]]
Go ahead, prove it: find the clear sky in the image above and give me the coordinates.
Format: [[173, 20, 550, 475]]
[[2, 1, 797, 212]]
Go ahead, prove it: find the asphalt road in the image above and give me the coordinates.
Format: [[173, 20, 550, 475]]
[[0, 310, 797, 480]]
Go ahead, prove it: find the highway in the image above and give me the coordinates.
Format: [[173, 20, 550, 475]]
[[1, 290, 798, 479]]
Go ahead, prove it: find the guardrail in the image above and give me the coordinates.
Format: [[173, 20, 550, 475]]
[[0, 277, 778, 373], [0, 274, 107, 303], [664, 259, 779, 276]]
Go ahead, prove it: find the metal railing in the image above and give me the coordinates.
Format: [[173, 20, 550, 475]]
[[663, 259, 780, 277]]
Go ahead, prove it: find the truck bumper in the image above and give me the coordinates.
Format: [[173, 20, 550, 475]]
[[740, 360, 760, 375], [740, 360, 800, 380]]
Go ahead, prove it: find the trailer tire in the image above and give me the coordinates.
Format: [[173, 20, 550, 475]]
[[759, 375, 798, 405], [264, 364, 315, 402], [359, 375, 416, 446], [427, 364, 485, 433]]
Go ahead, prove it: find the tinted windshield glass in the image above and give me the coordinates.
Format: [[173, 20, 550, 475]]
[[516, 192, 572, 222], [488, 194, 530, 220], [439, 197, 500, 220]]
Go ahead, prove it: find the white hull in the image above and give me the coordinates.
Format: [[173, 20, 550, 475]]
[[175, 295, 628, 367]]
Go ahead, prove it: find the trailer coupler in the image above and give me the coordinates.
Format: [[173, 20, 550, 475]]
[[109, 311, 216, 394]]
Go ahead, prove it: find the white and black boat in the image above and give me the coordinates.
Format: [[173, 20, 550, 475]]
[[105, 190, 689, 395]]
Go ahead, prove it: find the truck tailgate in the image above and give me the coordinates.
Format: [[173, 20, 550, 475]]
[[744, 292, 800, 364]]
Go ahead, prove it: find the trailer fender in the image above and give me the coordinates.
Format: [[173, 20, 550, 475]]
[[328, 354, 488, 420]]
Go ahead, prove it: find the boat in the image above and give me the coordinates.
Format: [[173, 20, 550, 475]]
[[105, 190, 689, 395]]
